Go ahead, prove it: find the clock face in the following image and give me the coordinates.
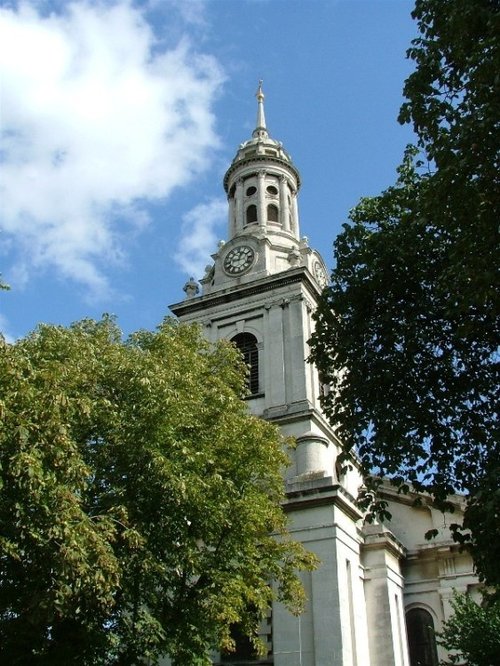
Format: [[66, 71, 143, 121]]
[[313, 260, 328, 288], [223, 245, 255, 275]]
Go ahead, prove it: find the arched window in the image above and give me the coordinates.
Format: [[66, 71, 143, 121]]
[[246, 204, 257, 225], [232, 333, 259, 395], [406, 608, 438, 666], [267, 204, 279, 222]]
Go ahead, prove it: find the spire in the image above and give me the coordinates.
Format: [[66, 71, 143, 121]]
[[252, 80, 268, 139], [223, 81, 300, 193]]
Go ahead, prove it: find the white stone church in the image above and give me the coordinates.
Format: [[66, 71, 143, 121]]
[[169, 86, 479, 666]]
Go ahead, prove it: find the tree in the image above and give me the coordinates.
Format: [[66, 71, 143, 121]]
[[438, 592, 500, 666], [309, 0, 499, 585], [0, 317, 315, 665]]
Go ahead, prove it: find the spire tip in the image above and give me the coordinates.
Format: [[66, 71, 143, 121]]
[[254, 80, 267, 135]]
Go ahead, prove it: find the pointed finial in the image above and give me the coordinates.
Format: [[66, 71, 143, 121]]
[[253, 80, 268, 138], [256, 80, 264, 102]]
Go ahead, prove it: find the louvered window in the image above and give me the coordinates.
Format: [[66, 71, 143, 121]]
[[246, 204, 258, 225], [267, 204, 279, 222], [232, 333, 259, 395]]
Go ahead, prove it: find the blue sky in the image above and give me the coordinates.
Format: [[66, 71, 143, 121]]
[[0, 0, 417, 341]]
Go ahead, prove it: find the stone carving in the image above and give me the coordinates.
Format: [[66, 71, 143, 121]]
[[183, 277, 199, 299]]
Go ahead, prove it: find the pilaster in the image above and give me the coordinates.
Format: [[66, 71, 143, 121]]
[[362, 524, 409, 666]]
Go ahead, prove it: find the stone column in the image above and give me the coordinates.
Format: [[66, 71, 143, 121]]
[[291, 191, 300, 236], [235, 178, 244, 231], [257, 170, 267, 230], [280, 175, 290, 231], [228, 194, 235, 237]]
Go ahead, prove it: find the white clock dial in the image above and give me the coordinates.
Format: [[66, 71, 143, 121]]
[[223, 246, 255, 275], [313, 260, 328, 288]]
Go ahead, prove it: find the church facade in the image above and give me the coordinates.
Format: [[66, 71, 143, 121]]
[[170, 86, 478, 666]]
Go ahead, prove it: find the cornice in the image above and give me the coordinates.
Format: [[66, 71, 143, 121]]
[[170, 266, 320, 317], [362, 524, 407, 559], [284, 481, 364, 521], [223, 154, 301, 192]]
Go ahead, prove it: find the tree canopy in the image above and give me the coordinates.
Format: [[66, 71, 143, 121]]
[[309, 0, 499, 586], [0, 317, 315, 665], [438, 592, 500, 666]]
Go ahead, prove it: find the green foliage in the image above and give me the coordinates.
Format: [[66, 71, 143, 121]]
[[309, 0, 499, 586], [439, 592, 500, 666], [400, 0, 499, 325], [0, 317, 315, 665]]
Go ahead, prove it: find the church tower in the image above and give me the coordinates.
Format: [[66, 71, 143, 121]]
[[171, 83, 333, 447], [170, 85, 410, 666]]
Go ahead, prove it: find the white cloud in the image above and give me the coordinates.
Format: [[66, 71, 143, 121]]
[[0, 0, 224, 296], [175, 198, 226, 279], [145, 0, 208, 28]]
